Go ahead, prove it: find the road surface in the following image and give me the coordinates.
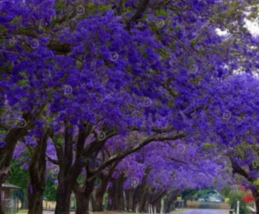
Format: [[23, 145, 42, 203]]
[[175, 209, 230, 214], [42, 209, 231, 214]]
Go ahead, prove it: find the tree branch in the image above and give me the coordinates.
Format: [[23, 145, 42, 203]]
[[230, 156, 253, 182], [87, 131, 185, 181], [125, 0, 150, 31], [46, 155, 59, 165]]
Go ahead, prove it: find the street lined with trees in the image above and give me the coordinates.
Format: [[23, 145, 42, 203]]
[[1, 0, 259, 214]]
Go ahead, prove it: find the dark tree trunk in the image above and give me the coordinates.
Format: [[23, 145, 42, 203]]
[[107, 177, 115, 210], [251, 189, 259, 214], [107, 174, 125, 211], [74, 134, 117, 214], [55, 177, 75, 214], [230, 157, 258, 213], [93, 175, 109, 212], [0, 109, 44, 214], [93, 162, 117, 212], [23, 188, 29, 209], [74, 176, 96, 214], [54, 122, 92, 214], [0, 186, 4, 214], [0, 119, 32, 214], [74, 190, 90, 214], [93, 192, 103, 211], [149, 190, 166, 212], [132, 169, 150, 213], [125, 189, 134, 211], [140, 191, 150, 213], [28, 132, 49, 214], [0, 144, 18, 214], [164, 190, 181, 213]]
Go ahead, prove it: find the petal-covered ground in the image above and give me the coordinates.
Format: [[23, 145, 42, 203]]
[[175, 209, 231, 214]]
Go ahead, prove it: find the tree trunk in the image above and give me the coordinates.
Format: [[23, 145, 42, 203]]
[[28, 132, 49, 214], [107, 174, 125, 211], [132, 169, 150, 213], [23, 188, 29, 209], [164, 190, 181, 213], [55, 178, 74, 214], [54, 123, 91, 214], [74, 176, 96, 214], [53, 121, 96, 214], [0, 185, 4, 214], [149, 190, 166, 212], [28, 185, 44, 214], [0, 109, 44, 214], [0, 127, 30, 214], [93, 192, 103, 212], [93, 162, 118, 212], [140, 191, 150, 213], [125, 189, 134, 211], [93, 175, 108, 212], [75, 190, 91, 214], [251, 189, 259, 214]]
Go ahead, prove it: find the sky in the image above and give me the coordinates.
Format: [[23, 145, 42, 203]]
[[216, 18, 259, 38], [246, 19, 259, 36]]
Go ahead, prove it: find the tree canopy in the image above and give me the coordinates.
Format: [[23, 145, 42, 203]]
[[1, 1, 259, 214]]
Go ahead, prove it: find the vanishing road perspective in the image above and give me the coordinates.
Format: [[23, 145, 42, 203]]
[[176, 209, 231, 214], [2, 1, 259, 214]]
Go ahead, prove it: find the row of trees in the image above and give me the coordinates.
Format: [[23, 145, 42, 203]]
[[1, 0, 259, 214], [9, 137, 230, 213]]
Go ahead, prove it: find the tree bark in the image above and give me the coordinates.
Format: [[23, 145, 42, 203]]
[[149, 190, 166, 212], [125, 189, 134, 211], [0, 125, 30, 214], [93, 174, 109, 212], [23, 188, 29, 209], [251, 189, 259, 214], [55, 175, 76, 214], [74, 189, 91, 214], [74, 175, 96, 214], [132, 168, 150, 212], [141, 191, 151, 213], [93, 192, 103, 212], [107, 174, 125, 211], [28, 131, 49, 214], [0, 108, 44, 214], [93, 162, 118, 212], [164, 190, 181, 213], [230, 156, 258, 213], [0, 186, 4, 214], [54, 122, 93, 214]]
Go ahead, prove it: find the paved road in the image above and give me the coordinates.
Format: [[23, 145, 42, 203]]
[[43, 209, 231, 214], [175, 209, 230, 214]]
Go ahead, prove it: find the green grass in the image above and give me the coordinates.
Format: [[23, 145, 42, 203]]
[[17, 210, 28, 213], [171, 209, 189, 213]]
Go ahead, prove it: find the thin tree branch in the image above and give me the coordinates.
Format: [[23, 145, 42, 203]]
[[125, 0, 150, 31]]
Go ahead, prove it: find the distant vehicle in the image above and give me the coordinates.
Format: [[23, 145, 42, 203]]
[[197, 195, 209, 202], [208, 195, 222, 202], [196, 190, 224, 202], [197, 197, 207, 202]]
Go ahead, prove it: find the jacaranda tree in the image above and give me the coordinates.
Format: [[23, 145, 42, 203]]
[[1, 0, 258, 214]]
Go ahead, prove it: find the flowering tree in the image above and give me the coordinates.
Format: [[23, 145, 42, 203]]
[[0, 0, 258, 214]]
